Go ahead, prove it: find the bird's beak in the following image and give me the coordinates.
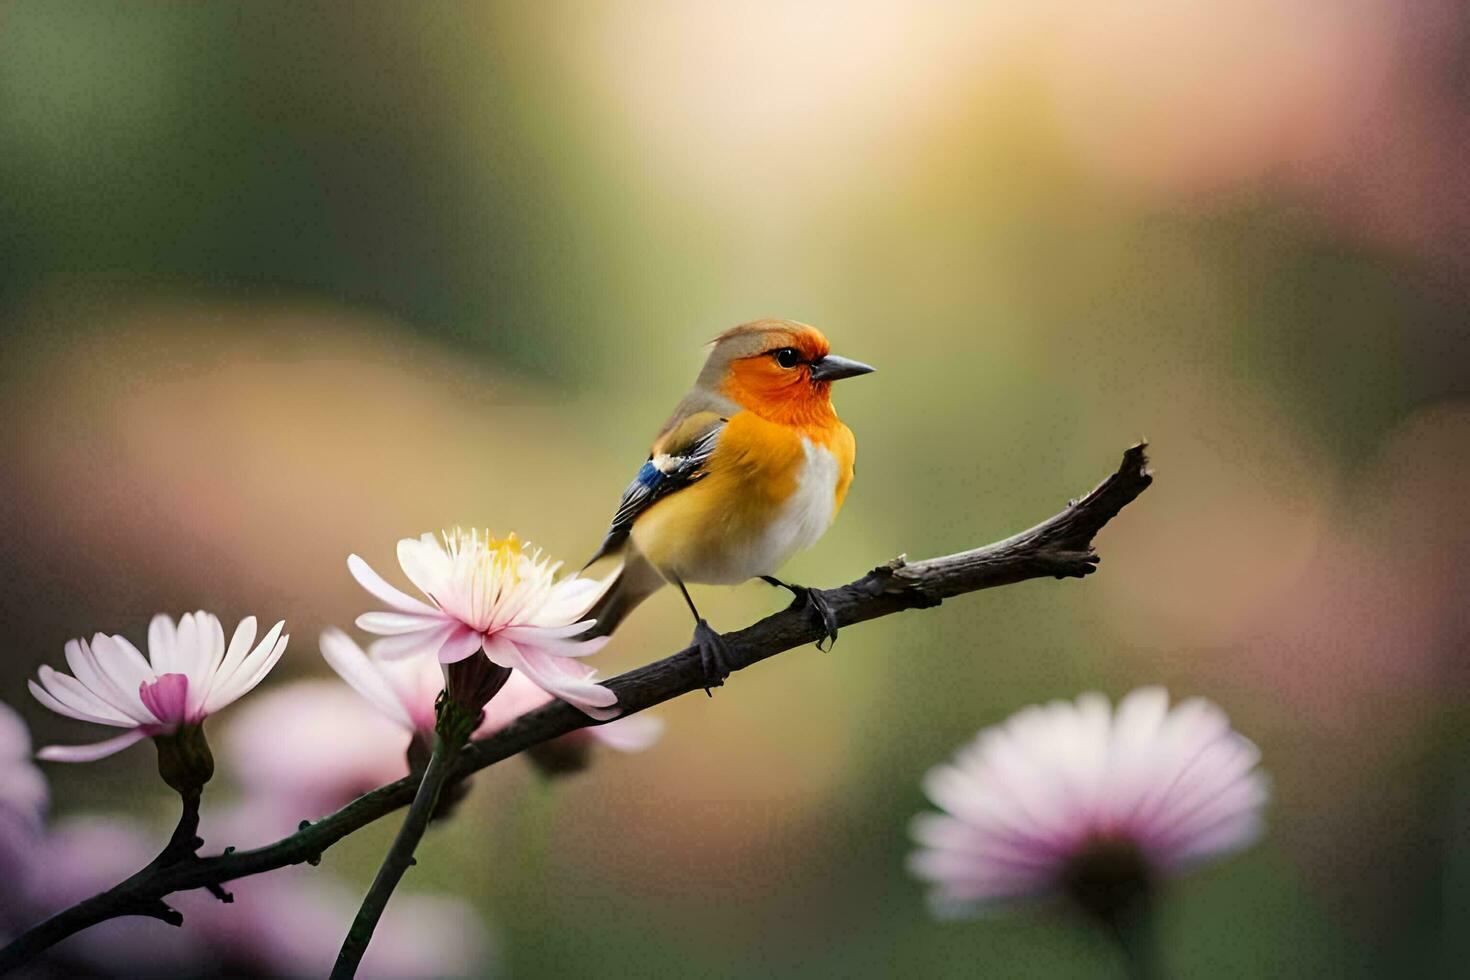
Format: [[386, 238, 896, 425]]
[[809, 354, 875, 382]]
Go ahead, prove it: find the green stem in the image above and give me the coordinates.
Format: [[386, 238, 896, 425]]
[[1109, 909, 1159, 980], [330, 730, 462, 979]]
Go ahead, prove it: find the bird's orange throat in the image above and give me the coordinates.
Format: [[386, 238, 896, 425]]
[[720, 364, 841, 435]]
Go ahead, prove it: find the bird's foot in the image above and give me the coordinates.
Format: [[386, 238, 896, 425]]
[[763, 577, 839, 651], [693, 619, 732, 695]]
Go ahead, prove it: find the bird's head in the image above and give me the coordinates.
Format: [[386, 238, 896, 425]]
[[697, 319, 874, 426]]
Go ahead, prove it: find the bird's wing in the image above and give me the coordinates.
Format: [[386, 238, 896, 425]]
[[584, 410, 727, 567]]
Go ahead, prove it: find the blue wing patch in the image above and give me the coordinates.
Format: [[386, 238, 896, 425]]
[[635, 461, 663, 490], [584, 420, 726, 567]]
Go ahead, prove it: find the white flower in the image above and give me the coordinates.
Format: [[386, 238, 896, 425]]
[[28, 612, 288, 762], [320, 629, 662, 757], [348, 530, 618, 718], [320, 628, 441, 736], [909, 687, 1269, 918]]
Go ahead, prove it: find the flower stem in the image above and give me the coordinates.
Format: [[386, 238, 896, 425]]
[[1108, 909, 1160, 980], [330, 729, 463, 979]]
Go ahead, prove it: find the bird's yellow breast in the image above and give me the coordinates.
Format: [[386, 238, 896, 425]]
[[630, 411, 855, 585]]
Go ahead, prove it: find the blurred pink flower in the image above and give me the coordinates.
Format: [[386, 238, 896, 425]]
[[26, 812, 492, 978], [179, 873, 493, 979], [217, 679, 413, 826], [28, 612, 288, 763], [0, 702, 48, 931], [348, 530, 619, 717], [0, 701, 47, 829], [322, 629, 664, 773], [24, 815, 212, 971], [909, 687, 1268, 918]]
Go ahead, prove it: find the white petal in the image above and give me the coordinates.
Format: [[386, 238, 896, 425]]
[[36, 666, 135, 725], [348, 554, 438, 615], [201, 620, 282, 713], [356, 611, 451, 636], [527, 570, 618, 627], [319, 628, 415, 730], [395, 535, 452, 602], [204, 623, 288, 715], [82, 637, 154, 724], [369, 625, 453, 661], [168, 612, 201, 677], [28, 679, 131, 728], [147, 614, 178, 674], [65, 637, 146, 722], [95, 634, 153, 694], [37, 728, 149, 763], [196, 613, 228, 684]]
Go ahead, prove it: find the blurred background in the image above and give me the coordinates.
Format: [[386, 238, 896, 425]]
[[1, 1, 1467, 976]]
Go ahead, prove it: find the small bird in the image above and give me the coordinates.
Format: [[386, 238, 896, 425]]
[[583, 318, 873, 691]]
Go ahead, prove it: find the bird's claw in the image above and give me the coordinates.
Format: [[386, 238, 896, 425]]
[[693, 619, 731, 695], [808, 590, 840, 652], [788, 587, 839, 652]]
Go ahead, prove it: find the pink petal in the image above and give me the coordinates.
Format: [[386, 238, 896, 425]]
[[482, 633, 520, 670], [436, 627, 485, 665], [37, 728, 149, 763], [139, 673, 189, 726], [589, 713, 664, 752], [497, 625, 611, 658], [507, 644, 619, 719]]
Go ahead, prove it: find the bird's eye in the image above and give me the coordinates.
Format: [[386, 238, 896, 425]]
[[773, 347, 801, 369]]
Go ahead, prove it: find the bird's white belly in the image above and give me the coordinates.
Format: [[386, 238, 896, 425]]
[[689, 437, 840, 585]]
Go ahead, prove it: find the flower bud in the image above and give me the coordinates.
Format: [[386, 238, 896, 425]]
[[440, 657, 511, 744], [153, 723, 215, 796]]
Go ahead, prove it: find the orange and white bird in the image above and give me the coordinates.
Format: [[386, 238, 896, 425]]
[[583, 319, 873, 690]]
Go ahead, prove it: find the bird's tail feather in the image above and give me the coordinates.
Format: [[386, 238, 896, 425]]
[[581, 549, 666, 640]]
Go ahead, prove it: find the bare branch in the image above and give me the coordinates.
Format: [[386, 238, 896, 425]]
[[0, 444, 1152, 974]]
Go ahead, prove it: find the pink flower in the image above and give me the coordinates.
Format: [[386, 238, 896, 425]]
[[1, 702, 48, 920], [217, 680, 415, 823], [28, 612, 288, 762], [347, 530, 618, 718], [908, 687, 1268, 918], [25, 812, 492, 978], [0, 701, 46, 830], [321, 629, 662, 768]]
